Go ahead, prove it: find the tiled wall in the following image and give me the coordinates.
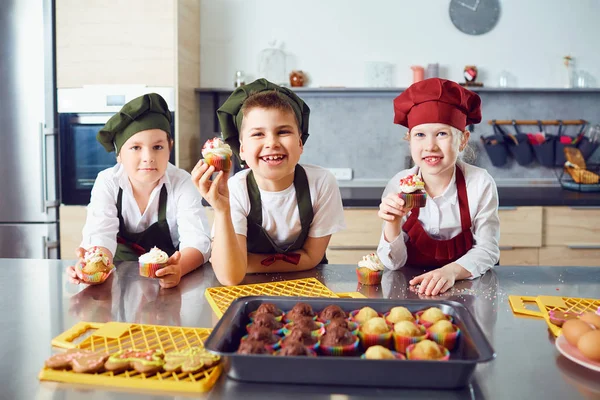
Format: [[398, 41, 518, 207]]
[[198, 89, 600, 185]]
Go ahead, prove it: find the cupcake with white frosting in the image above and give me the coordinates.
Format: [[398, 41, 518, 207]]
[[398, 174, 427, 209], [202, 137, 233, 172], [76, 246, 115, 284], [138, 247, 169, 278], [356, 253, 384, 285]]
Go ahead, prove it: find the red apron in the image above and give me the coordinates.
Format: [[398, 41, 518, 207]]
[[402, 166, 473, 268]]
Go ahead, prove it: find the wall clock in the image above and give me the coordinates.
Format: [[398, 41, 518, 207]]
[[449, 0, 501, 36]]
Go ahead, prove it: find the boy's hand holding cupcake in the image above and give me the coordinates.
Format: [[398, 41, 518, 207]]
[[192, 137, 233, 213]]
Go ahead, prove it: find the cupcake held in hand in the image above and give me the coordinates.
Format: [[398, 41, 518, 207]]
[[76, 247, 114, 284], [398, 174, 427, 209], [356, 253, 385, 285], [139, 247, 169, 278], [202, 137, 232, 172]]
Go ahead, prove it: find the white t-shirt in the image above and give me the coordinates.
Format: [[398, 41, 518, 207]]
[[81, 163, 212, 261], [377, 161, 500, 279], [227, 164, 346, 249]]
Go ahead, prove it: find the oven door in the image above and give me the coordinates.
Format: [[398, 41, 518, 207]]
[[59, 113, 175, 205]]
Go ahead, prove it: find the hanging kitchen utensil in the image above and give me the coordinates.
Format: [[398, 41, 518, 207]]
[[506, 120, 534, 166], [531, 120, 556, 168], [480, 121, 509, 167]]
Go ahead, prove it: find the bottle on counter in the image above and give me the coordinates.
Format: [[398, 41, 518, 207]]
[[234, 71, 246, 88]]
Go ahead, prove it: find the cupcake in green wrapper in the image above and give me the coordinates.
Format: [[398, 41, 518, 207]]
[[356, 252, 384, 285], [75, 246, 114, 284], [398, 174, 427, 209], [138, 247, 169, 278]]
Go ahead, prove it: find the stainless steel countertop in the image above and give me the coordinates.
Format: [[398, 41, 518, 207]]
[[2, 259, 599, 400]]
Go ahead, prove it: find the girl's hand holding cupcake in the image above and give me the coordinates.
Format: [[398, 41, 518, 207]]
[[154, 250, 182, 289], [67, 246, 114, 285], [378, 193, 410, 242], [191, 159, 230, 213]]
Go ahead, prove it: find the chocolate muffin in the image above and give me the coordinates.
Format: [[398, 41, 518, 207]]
[[237, 340, 268, 354], [319, 305, 346, 321], [277, 342, 312, 356], [282, 327, 318, 347], [290, 316, 320, 331], [251, 313, 283, 331], [247, 326, 279, 345], [327, 318, 350, 330], [321, 326, 356, 347], [256, 303, 282, 317], [286, 302, 315, 322]]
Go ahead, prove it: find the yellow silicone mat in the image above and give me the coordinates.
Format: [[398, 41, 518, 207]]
[[509, 295, 600, 337], [39, 321, 222, 393], [205, 277, 366, 318]]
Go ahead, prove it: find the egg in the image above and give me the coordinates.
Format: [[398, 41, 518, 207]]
[[562, 319, 593, 347], [577, 330, 600, 362], [579, 312, 600, 329]]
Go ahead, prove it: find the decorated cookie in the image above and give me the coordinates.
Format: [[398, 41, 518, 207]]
[[548, 310, 581, 327], [163, 346, 220, 374], [45, 348, 109, 374], [104, 349, 164, 375]]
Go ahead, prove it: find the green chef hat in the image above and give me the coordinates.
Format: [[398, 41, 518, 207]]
[[96, 93, 172, 154], [216, 78, 310, 158]]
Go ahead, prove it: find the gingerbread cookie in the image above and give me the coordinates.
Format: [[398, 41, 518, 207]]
[[45, 348, 109, 374], [548, 310, 581, 327], [104, 349, 164, 375], [164, 346, 220, 374]]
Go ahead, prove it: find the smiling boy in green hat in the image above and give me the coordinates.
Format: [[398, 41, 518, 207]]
[[192, 79, 346, 286], [66, 93, 212, 289]]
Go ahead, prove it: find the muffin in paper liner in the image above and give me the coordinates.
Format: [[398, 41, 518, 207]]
[[427, 325, 461, 351], [406, 342, 450, 361], [273, 347, 318, 357], [138, 262, 166, 279], [240, 334, 281, 353], [246, 321, 285, 336], [415, 310, 453, 328], [360, 351, 406, 360], [280, 335, 320, 353], [392, 324, 428, 354], [249, 309, 284, 322], [282, 321, 325, 338], [75, 262, 115, 285], [348, 309, 382, 324], [319, 336, 360, 357], [324, 320, 359, 336], [383, 310, 416, 327], [358, 327, 393, 350], [399, 191, 427, 209], [282, 311, 318, 324], [204, 152, 232, 173], [356, 267, 383, 285]]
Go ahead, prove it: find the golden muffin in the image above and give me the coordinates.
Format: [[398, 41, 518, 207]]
[[410, 339, 445, 360], [361, 317, 390, 335], [386, 306, 414, 324], [354, 307, 379, 324], [420, 307, 446, 324], [393, 321, 422, 337], [364, 345, 395, 360], [428, 320, 455, 335]]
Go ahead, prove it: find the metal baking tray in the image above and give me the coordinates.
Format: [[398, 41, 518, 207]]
[[204, 296, 495, 389]]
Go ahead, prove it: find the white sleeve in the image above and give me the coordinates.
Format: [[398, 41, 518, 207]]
[[454, 173, 500, 279], [174, 177, 212, 262], [80, 172, 119, 257], [227, 176, 249, 237], [308, 171, 346, 238], [376, 175, 409, 270]]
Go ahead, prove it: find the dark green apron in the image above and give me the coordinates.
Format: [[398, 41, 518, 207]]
[[115, 185, 177, 261], [246, 165, 327, 264]]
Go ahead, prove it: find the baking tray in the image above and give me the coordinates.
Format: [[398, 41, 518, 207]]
[[204, 296, 495, 389]]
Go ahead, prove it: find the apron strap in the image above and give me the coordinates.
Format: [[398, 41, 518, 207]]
[[293, 165, 313, 233], [157, 185, 168, 222], [247, 171, 263, 225]]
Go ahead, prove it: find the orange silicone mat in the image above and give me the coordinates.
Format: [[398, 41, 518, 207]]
[[509, 295, 600, 337], [39, 321, 222, 393], [205, 277, 362, 318]]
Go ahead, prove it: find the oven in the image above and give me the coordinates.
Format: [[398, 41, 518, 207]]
[[58, 86, 175, 205]]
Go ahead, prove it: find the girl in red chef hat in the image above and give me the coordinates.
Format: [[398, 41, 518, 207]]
[[377, 78, 500, 295]]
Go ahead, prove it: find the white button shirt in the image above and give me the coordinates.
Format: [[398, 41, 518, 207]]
[[377, 161, 500, 279], [81, 163, 212, 261]]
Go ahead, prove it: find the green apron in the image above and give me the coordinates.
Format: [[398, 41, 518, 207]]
[[246, 165, 328, 264], [115, 185, 177, 261]]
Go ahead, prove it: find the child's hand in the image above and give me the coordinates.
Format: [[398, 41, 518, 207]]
[[155, 251, 182, 289], [409, 265, 458, 296], [191, 160, 230, 213], [378, 193, 409, 223], [66, 247, 87, 285]]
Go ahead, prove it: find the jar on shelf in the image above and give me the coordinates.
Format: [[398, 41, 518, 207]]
[[234, 70, 246, 88], [258, 40, 287, 85]]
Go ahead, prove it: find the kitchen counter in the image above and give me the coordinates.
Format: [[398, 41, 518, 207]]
[[3, 259, 600, 400], [341, 186, 600, 207]]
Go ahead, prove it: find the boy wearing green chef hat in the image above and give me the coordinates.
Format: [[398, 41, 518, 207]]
[[66, 93, 212, 289], [192, 79, 346, 286]]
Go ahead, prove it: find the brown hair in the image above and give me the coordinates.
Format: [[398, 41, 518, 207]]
[[240, 91, 301, 130]]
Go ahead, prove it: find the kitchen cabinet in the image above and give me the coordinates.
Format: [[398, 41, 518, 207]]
[[56, 0, 201, 170], [59, 205, 87, 259]]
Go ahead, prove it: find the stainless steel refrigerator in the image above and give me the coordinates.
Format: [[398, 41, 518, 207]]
[[0, 0, 59, 258]]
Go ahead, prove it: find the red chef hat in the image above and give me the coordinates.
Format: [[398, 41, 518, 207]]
[[393, 78, 482, 131]]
